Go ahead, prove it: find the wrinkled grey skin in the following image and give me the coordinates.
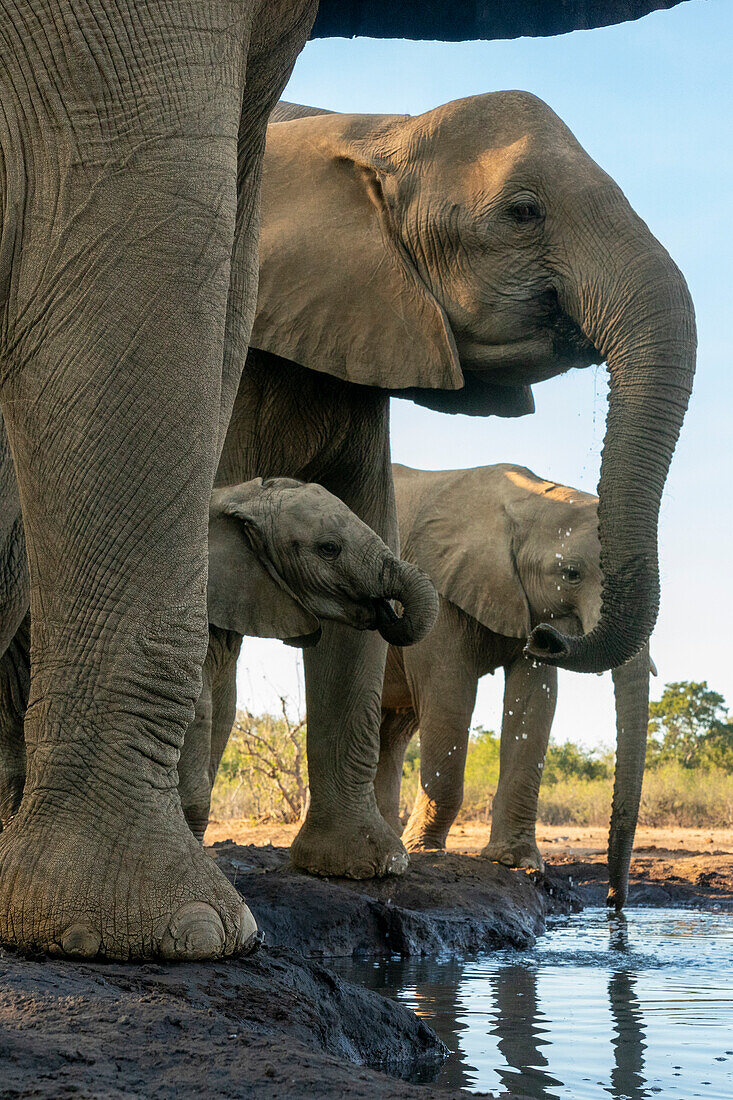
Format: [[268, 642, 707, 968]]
[[0, 0, 692, 958], [376, 464, 650, 907]]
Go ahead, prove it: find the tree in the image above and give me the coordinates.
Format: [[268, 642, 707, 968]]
[[217, 699, 309, 822], [648, 681, 732, 771]]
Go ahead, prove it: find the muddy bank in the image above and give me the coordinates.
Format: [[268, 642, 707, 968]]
[[1, 944, 516, 1099], [206, 820, 733, 915], [548, 847, 733, 909], [212, 842, 581, 957], [3, 834, 729, 1099], [0, 846, 574, 1100]]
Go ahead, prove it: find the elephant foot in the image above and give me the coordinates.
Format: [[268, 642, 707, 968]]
[[400, 799, 452, 853], [291, 808, 409, 879], [401, 826, 448, 853], [0, 794, 258, 960], [481, 836, 545, 872]]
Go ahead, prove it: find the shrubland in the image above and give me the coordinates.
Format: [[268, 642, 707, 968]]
[[210, 681, 733, 829]]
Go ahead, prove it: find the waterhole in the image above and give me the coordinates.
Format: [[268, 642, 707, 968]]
[[332, 908, 733, 1099]]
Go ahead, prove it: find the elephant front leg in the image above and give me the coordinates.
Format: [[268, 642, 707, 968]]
[[399, 605, 478, 852], [290, 424, 409, 878], [374, 708, 418, 836], [179, 648, 217, 845], [178, 631, 241, 843], [293, 622, 409, 877], [482, 658, 558, 870], [401, 712, 474, 853], [0, 2, 263, 959]]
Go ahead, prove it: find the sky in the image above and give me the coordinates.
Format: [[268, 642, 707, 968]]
[[237, 0, 732, 750]]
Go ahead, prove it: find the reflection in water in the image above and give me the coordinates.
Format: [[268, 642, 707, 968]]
[[607, 915, 647, 1100], [332, 908, 733, 1100], [488, 964, 561, 1099]]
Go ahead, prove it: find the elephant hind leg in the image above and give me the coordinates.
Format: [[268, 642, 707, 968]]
[[374, 708, 418, 836], [481, 659, 557, 871]]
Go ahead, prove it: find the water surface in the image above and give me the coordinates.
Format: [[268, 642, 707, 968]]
[[333, 908, 733, 1099]]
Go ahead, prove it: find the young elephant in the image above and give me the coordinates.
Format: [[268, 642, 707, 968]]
[[179, 476, 438, 840], [376, 463, 650, 908], [0, 477, 439, 843]]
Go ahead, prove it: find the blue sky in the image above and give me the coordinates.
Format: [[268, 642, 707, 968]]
[[238, 0, 732, 750]]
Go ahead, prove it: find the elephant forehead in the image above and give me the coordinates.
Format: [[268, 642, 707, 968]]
[[504, 468, 597, 507], [404, 93, 600, 204], [277, 489, 358, 536], [412, 92, 575, 161]]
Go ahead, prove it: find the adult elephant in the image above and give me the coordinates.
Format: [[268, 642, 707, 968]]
[[376, 463, 651, 908], [213, 91, 694, 880], [0, 1, 694, 960]]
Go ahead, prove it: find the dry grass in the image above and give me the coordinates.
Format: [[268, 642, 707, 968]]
[[399, 762, 733, 830], [211, 713, 733, 830]]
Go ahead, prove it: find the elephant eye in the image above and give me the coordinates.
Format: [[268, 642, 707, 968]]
[[562, 565, 582, 584], [506, 198, 543, 225], [316, 539, 342, 561]]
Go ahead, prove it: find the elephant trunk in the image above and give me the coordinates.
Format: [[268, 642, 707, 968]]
[[608, 643, 650, 909], [527, 201, 696, 673], [374, 554, 439, 646]]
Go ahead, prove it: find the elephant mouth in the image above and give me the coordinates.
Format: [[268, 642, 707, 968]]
[[372, 597, 402, 631], [456, 309, 601, 382]]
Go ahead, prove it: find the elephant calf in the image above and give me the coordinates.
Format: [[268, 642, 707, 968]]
[[376, 463, 650, 907], [178, 475, 438, 841], [0, 476, 438, 841]]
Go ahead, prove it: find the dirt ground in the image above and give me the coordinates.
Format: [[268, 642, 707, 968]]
[[205, 817, 733, 858], [205, 818, 733, 910]]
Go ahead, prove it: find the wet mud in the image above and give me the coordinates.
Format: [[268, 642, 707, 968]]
[[212, 841, 581, 957], [548, 846, 733, 910], [1, 944, 500, 1099]]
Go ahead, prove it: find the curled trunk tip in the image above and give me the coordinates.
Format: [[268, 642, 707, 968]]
[[377, 558, 439, 646]]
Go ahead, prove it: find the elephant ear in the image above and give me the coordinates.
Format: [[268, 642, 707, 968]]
[[394, 465, 531, 639], [251, 110, 463, 394], [207, 486, 321, 648]]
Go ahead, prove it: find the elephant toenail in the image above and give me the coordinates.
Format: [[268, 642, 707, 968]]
[[160, 902, 226, 960], [385, 850, 409, 876], [236, 902, 260, 955], [61, 923, 101, 958]]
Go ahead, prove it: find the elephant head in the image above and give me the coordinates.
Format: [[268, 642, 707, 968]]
[[392, 461, 651, 906], [207, 478, 438, 648], [252, 92, 695, 674]]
